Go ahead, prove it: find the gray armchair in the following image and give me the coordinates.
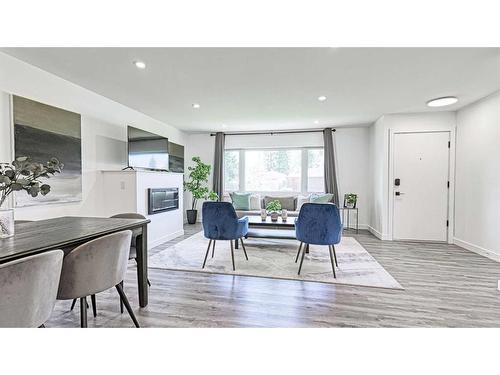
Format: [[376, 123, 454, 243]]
[[0, 250, 64, 327]]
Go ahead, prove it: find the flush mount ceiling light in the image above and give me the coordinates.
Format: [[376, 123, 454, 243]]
[[426, 96, 458, 107], [133, 61, 146, 69], [318, 96, 327, 102], [192, 103, 201, 109]]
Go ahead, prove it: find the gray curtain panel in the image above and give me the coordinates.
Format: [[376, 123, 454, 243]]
[[213, 132, 225, 201], [323, 128, 340, 206]]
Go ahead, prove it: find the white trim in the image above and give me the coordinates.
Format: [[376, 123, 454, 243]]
[[367, 225, 390, 240], [454, 237, 500, 263], [387, 129, 455, 243], [149, 229, 184, 249]]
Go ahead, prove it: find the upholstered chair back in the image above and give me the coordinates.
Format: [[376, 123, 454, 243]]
[[202, 201, 242, 240], [295, 203, 342, 245]]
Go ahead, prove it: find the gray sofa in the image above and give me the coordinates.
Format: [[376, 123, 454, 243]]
[[224, 194, 303, 219]]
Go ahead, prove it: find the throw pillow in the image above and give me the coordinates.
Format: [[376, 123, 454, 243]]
[[249, 194, 261, 210], [263, 196, 296, 211], [310, 193, 334, 204], [230, 192, 251, 210], [296, 194, 310, 211]]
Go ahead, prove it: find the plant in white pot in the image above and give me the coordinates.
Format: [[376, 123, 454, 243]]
[[0, 156, 63, 238], [266, 200, 282, 222], [184, 156, 218, 224]]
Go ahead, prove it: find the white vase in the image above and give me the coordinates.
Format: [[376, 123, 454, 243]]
[[0, 208, 14, 238], [282, 209, 288, 221], [260, 209, 267, 221]]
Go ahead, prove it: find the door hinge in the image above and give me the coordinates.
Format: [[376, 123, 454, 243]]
[[448, 141, 451, 148], [447, 181, 450, 188], [446, 220, 449, 227]]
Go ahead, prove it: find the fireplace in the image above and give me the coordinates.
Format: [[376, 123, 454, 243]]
[[148, 188, 179, 214]]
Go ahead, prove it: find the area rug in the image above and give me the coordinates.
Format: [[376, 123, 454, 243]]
[[149, 231, 403, 290]]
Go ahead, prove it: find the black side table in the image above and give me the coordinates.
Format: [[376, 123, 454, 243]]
[[339, 207, 359, 234]]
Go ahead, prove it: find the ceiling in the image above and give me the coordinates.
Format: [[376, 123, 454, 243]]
[[2, 48, 500, 133]]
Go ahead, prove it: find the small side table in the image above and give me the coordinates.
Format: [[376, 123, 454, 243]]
[[339, 207, 359, 234]]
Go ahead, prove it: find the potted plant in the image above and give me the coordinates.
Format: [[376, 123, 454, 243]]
[[344, 193, 357, 209], [0, 156, 63, 238], [266, 200, 282, 222], [184, 156, 218, 224]]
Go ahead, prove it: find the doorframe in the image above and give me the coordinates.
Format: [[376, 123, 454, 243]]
[[387, 128, 455, 244]]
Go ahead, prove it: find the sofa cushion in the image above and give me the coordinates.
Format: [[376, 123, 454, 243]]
[[230, 192, 251, 210], [235, 210, 300, 218], [310, 193, 334, 204], [249, 194, 262, 210], [263, 196, 296, 211], [296, 194, 310, 211]]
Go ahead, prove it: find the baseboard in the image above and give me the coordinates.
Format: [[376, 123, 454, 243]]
[[368, 226, 391, 241], [453, 237, 500, 262], [149, 229, 184, 249]]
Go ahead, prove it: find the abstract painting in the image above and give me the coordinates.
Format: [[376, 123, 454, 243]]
[[13, 95, 82, 206]]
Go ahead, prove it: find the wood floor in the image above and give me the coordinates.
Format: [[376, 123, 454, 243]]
[[47, 224, 500, 327]]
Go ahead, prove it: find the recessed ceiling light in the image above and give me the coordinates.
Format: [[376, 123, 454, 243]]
[[318, 96, 327, 102], [133, 61, 146, 69], [192, 103, 200, 109], [314, 120, 319, 124], [426, 96, 458, 107]]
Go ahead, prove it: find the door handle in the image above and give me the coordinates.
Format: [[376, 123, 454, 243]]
[[395, 191, 405, 196]]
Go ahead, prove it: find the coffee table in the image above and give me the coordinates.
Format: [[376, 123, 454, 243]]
[[235, 215, 296, 248]]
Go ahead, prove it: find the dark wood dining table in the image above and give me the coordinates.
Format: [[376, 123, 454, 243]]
[[0, 216, 151, 307]]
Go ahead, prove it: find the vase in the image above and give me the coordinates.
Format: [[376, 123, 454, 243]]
[[260, 209, 267, 221], [0, 208, 14, 238], [270, 212, 279, 222], [282, 209, 288, 221]]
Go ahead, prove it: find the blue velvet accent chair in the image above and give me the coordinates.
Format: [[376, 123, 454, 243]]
[[202, 201, 249, 271], [294, 203, 343, 277]]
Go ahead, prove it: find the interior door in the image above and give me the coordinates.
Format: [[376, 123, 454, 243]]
[[392, 132, 450, 241]]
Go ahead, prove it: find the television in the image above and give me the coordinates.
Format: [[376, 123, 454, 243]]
[[127, 126, 169, 171]]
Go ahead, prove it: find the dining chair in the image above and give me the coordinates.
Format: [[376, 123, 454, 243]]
[[0, 250, 64, 327], [202, 201, 249, 271], [57, 230, 140, 328], [294, 203, 343, 278], [70, 212, 150, 315]]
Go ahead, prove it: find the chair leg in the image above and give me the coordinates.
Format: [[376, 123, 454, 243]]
[[202, 239, 212, 269], [91, 294, 97, 317], [80, 297, 88, 328], [332, 244, 338, 267], [115, 283, 140, 328], [70, 298, 77, 311], [328, 246, 337, 278], [298, 243, 308, 275], [295, 242, 303, 263], [230, 240, 235, 271], [119, 281, 124, 314], [240, 238, 249, 260], [38, 324, 45, 328], [211, 240, 216, 258]]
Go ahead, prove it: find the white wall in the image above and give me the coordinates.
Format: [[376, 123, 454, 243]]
[[185, 127, 371, 227], [454, 92, 500, 259], [0, 52, 186, 221], [368, 112, 457, 240]]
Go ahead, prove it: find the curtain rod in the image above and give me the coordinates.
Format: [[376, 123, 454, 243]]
[[209, 128, 335, 136]]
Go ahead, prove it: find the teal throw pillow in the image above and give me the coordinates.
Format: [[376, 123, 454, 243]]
[[310, 193, 334, 204], [230, 192, 251, 210]]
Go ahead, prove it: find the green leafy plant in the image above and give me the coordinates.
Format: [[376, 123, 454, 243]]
[[345, 193, 357, 207], [0, 156, 64, 208], [266, 200, 282, 213], [184, 156, 218, 210]]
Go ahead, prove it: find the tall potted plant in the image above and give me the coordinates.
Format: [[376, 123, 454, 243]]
[[184, 156, 218, 224], [0, 156, 63, 238]]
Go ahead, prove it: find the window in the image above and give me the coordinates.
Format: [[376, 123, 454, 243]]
[[224, 147, 324, 193], [224, 150, 240, 191]]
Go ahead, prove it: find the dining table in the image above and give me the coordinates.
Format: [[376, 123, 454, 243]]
[[0, 216, 151, 307]]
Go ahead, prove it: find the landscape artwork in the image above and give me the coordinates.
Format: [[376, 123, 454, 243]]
[[13, 95, 82, 206]]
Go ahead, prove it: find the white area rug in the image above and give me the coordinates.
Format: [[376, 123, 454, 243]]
[[149, 231, 403, 290]]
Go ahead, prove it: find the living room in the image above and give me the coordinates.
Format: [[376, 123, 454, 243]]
[[1, 2, 500, 374]]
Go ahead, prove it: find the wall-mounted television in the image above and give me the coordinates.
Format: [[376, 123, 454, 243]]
[[127, 126, 169, 171]]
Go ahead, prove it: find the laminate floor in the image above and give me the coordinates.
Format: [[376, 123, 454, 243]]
[[47, 224, 500, 327]]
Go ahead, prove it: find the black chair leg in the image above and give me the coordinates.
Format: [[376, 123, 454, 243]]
[[119, 281, 124, 314], [80, 297, 88, 328], [70, 298, 77, 311], [202, 239, 212, 268], [39, 324, 45, 328], [298, 244, 308, 275], [211, 240, 216, 258], [295, 242, 303, 263], [332, 244, 338, 266], [90, 294, 97, 317], [328, 246, 337, 278], [115, 283, 140, 328], [230, 240, 235, 271], [240, 238, 249, 260]]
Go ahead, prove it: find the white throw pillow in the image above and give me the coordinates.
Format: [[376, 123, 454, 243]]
[[249, 194, 261, 210], [296, 195, 310, 211]]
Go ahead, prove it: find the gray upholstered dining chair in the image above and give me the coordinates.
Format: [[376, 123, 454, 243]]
[[0, 250, 64, 327], [57, 230, 140, 328]]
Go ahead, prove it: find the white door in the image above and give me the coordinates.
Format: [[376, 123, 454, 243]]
[[392, 132, 450, 241]]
